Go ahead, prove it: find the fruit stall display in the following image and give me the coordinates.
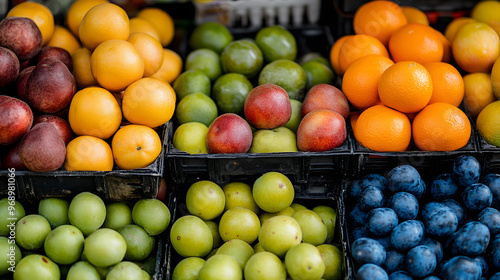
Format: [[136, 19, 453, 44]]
[[2, 0, 500, 279]]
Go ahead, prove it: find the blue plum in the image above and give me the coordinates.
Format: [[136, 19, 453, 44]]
[[357, 263, 389, 280], [387, 192, 419, 221], [462, 183, 493, 212], [350, 204, 367, 228], [375, 235, 393, 250], [358, 186, 386, 211], [430, 173, 459, 200], [351, 226, 371, 241], [448, 221, 490, 257], [440, 256, 482, 280], [387, 165, 425, 198], [362, 173, 389, 193], [420, 238, 443, 263], [405, 245, 437, 278], [492, 238, 500, 270], [482, 173, 500, 208], [477, 207, 500, 236], [490, 272, 500, 280], [389, 271, 414, 280], [421, 202, 446, 220], [349, 178, 366, 199], [351, 237, 387, 266], [383, 249, 405, 273], [424, 204, 458, 237], [473, 256, 489, 278], [442, 199, 467, 226], [366, 208, 399, 237], [452, 155, 481, 188], [421, 276, 441, 280], [390, 220, 425, 251]]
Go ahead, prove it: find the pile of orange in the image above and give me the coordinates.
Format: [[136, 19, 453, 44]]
[[6, 0, 181, 171], [333, 0, 478, 152]]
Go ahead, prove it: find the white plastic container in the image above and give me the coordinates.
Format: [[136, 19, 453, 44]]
[[193, 0, 321, 27]]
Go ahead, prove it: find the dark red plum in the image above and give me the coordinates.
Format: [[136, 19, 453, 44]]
[[0, 17, 42, 60], [0, 46, 20, 87]]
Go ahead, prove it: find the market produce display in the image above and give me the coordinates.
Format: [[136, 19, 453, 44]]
[[0, 193, 170, 279], [169, 171, 344, 280]]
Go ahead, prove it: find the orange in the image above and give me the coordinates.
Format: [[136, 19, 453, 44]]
[[46, 25, 81, 55], [122, 77, 176, 128], [90, 39, 144, 92], [342, 54, 394, 110], [68, 86, 122, 139], [136, 7, 174, 47], [78, 3, 130, 51], [329, 35, 353, 76], [7, 1, 54, 45], [349, 110, 361, 131], [388, 23, 444, 64], [476, 100, 500, 147], [111, 124, 162, 170], [412, 102, 471, 151], [490, 54, 500, 99], [463, 72, 496, 120], [64, 136, 114, 171], [353, 0, 407, 46], [65, 0, 109, 38], [471, 0, 500, 27], [127, 32, 164, 77], [72, 47, 98, 89], [423, 62, 464, 107], [433, 29, 452, 63], [338, 34, 389, 76], [452, 21, 500, 73], [151, 48, 183, 84], [129, 17, 161, 42], [444, 17, 476, 43], [378, 61, 433, 113], [402, 6, 429, 25], [354, 104, 412, 152]]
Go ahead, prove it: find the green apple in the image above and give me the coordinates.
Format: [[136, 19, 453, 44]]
[[0, 236, 21, 276], [84, 228, 127, 268], [15, 215, 51, 250], [173, 122, 209, 154], [68, 192, 106, 236], [249, 127, 298, 153], [132, 199, 171, 236], [197, 254, 242, 280], [44, 225, 84, 265], [244, 252, 286, 280], [66, 261, 100, 280], [284, 99, 302, 134], [253, 172, 295, 213], [117, 224, 155, 262], [38, 198, 69, 229], [317, 244, 343, 280], [0, 198, 25, 236], [103, 202, 133, 230], [255, 25, 297, 62], [172, 257, 205, 280], [106, 261, 146, 280], [285, 243, 325, 280], [13, 254, 60, 280]]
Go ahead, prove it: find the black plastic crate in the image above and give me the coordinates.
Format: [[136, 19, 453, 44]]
[[168, 24, 352, 187], [164, 174, 352, 280], [477, 133, 500, 176], [0, 123, 170, 203]]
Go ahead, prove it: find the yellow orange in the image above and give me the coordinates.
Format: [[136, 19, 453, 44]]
[[64, 136, 114, 171], [342, 54, 394, 111], [378, 61, 433, 114], [354, 104, 412, 152], [65, 0, 109, 38], [388, 23, 444, 64], [136, 7, 174, 47], [338, 34, 389, 76], [402, 6, 429, 25], [127, 32, 164, 77], [151, 49, 183, 84], [471, 0, 500, 27], [72, 47, 98, 89], [490, 55, 500, 99], [78, 3, 130, 51], [7, 1, 54, 45], [46, 25, 81, 55], [329, 35, 353, 76], [129, 17, 161, 42], [412, 102, 471, 151], [424, 62, 464, 107], [463, 72, 496, 120], [452, 21, 500, 73], [444, 17, 476, 43], [68, 86, 122, 139], [122, 77, 176, 128], [111, 124, 162, 170], [90, 39, 144, 92], [353, 0, 407, 46]]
